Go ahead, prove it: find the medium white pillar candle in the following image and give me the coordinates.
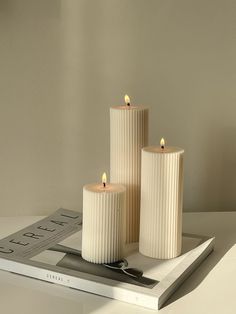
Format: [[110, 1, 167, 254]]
[[139, 139, 184, 259], [110, 95, 149, 243], [82, 173, 126, 264]]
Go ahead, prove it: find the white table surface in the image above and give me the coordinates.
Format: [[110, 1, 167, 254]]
[[0, 212, 235, 314]]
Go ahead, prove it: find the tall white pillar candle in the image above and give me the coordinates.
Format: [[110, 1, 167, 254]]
[[82, 173, 126, 264], [110, 95, 149, 243], [139, 139, 184, 259]]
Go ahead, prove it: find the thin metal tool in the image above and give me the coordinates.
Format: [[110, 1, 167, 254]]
[[49, 244, 143, 279]]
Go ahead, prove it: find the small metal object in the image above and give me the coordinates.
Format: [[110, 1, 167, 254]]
[[103, 260, 143, 278], [49, 244, 143, 279]]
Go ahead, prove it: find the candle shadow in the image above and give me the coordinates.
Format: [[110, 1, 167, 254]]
[[0, 0, 61, 18], [189, 126, 236, 212]]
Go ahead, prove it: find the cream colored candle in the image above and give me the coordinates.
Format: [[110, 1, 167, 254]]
[[139, 139, 184, 259], [110, 95, 149, 243], [82, 173, 126, 264]]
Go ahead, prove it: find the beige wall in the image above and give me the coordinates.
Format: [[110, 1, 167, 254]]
[[0, 0, 235, 215]]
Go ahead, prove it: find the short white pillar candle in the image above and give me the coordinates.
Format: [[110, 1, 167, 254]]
[[82, 173, 126, 264], [110, 95, 149, 243], [139, 139, 184, 259]]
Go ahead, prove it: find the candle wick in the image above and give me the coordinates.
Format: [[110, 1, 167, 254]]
[[161, 145, 165, 150], [103, 182, 106, 188], [127, 102, 130, 107]]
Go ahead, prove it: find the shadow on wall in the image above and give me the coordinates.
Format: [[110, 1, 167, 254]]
[[0, 0, 61, 18], [199, 126, 236, 211]]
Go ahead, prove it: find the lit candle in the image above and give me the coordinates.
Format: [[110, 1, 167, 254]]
[[82, 173, 126, 263], [139, 139, 184, 259], [110, 95, 149, 243]]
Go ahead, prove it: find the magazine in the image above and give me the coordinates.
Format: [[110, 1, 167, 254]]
[[0, 208, 215, 310]]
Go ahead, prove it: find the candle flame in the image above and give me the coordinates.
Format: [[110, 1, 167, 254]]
[[160, 138, 165, 149], [102, 172, 107, 187], [124, 94, 130, 106]]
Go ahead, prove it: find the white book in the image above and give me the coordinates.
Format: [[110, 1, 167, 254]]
[[0, 208, 214, 310]]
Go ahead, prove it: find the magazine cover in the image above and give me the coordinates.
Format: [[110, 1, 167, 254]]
[[0, 208, 214, 310]]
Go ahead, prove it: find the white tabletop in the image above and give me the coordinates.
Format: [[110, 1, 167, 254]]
[[0, 212, 235, 314]]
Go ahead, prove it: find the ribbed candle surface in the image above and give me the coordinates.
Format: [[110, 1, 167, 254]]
[[82, 183, 126, 264], [139, 146, 184, 259], [110, 105, 148, 243]]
